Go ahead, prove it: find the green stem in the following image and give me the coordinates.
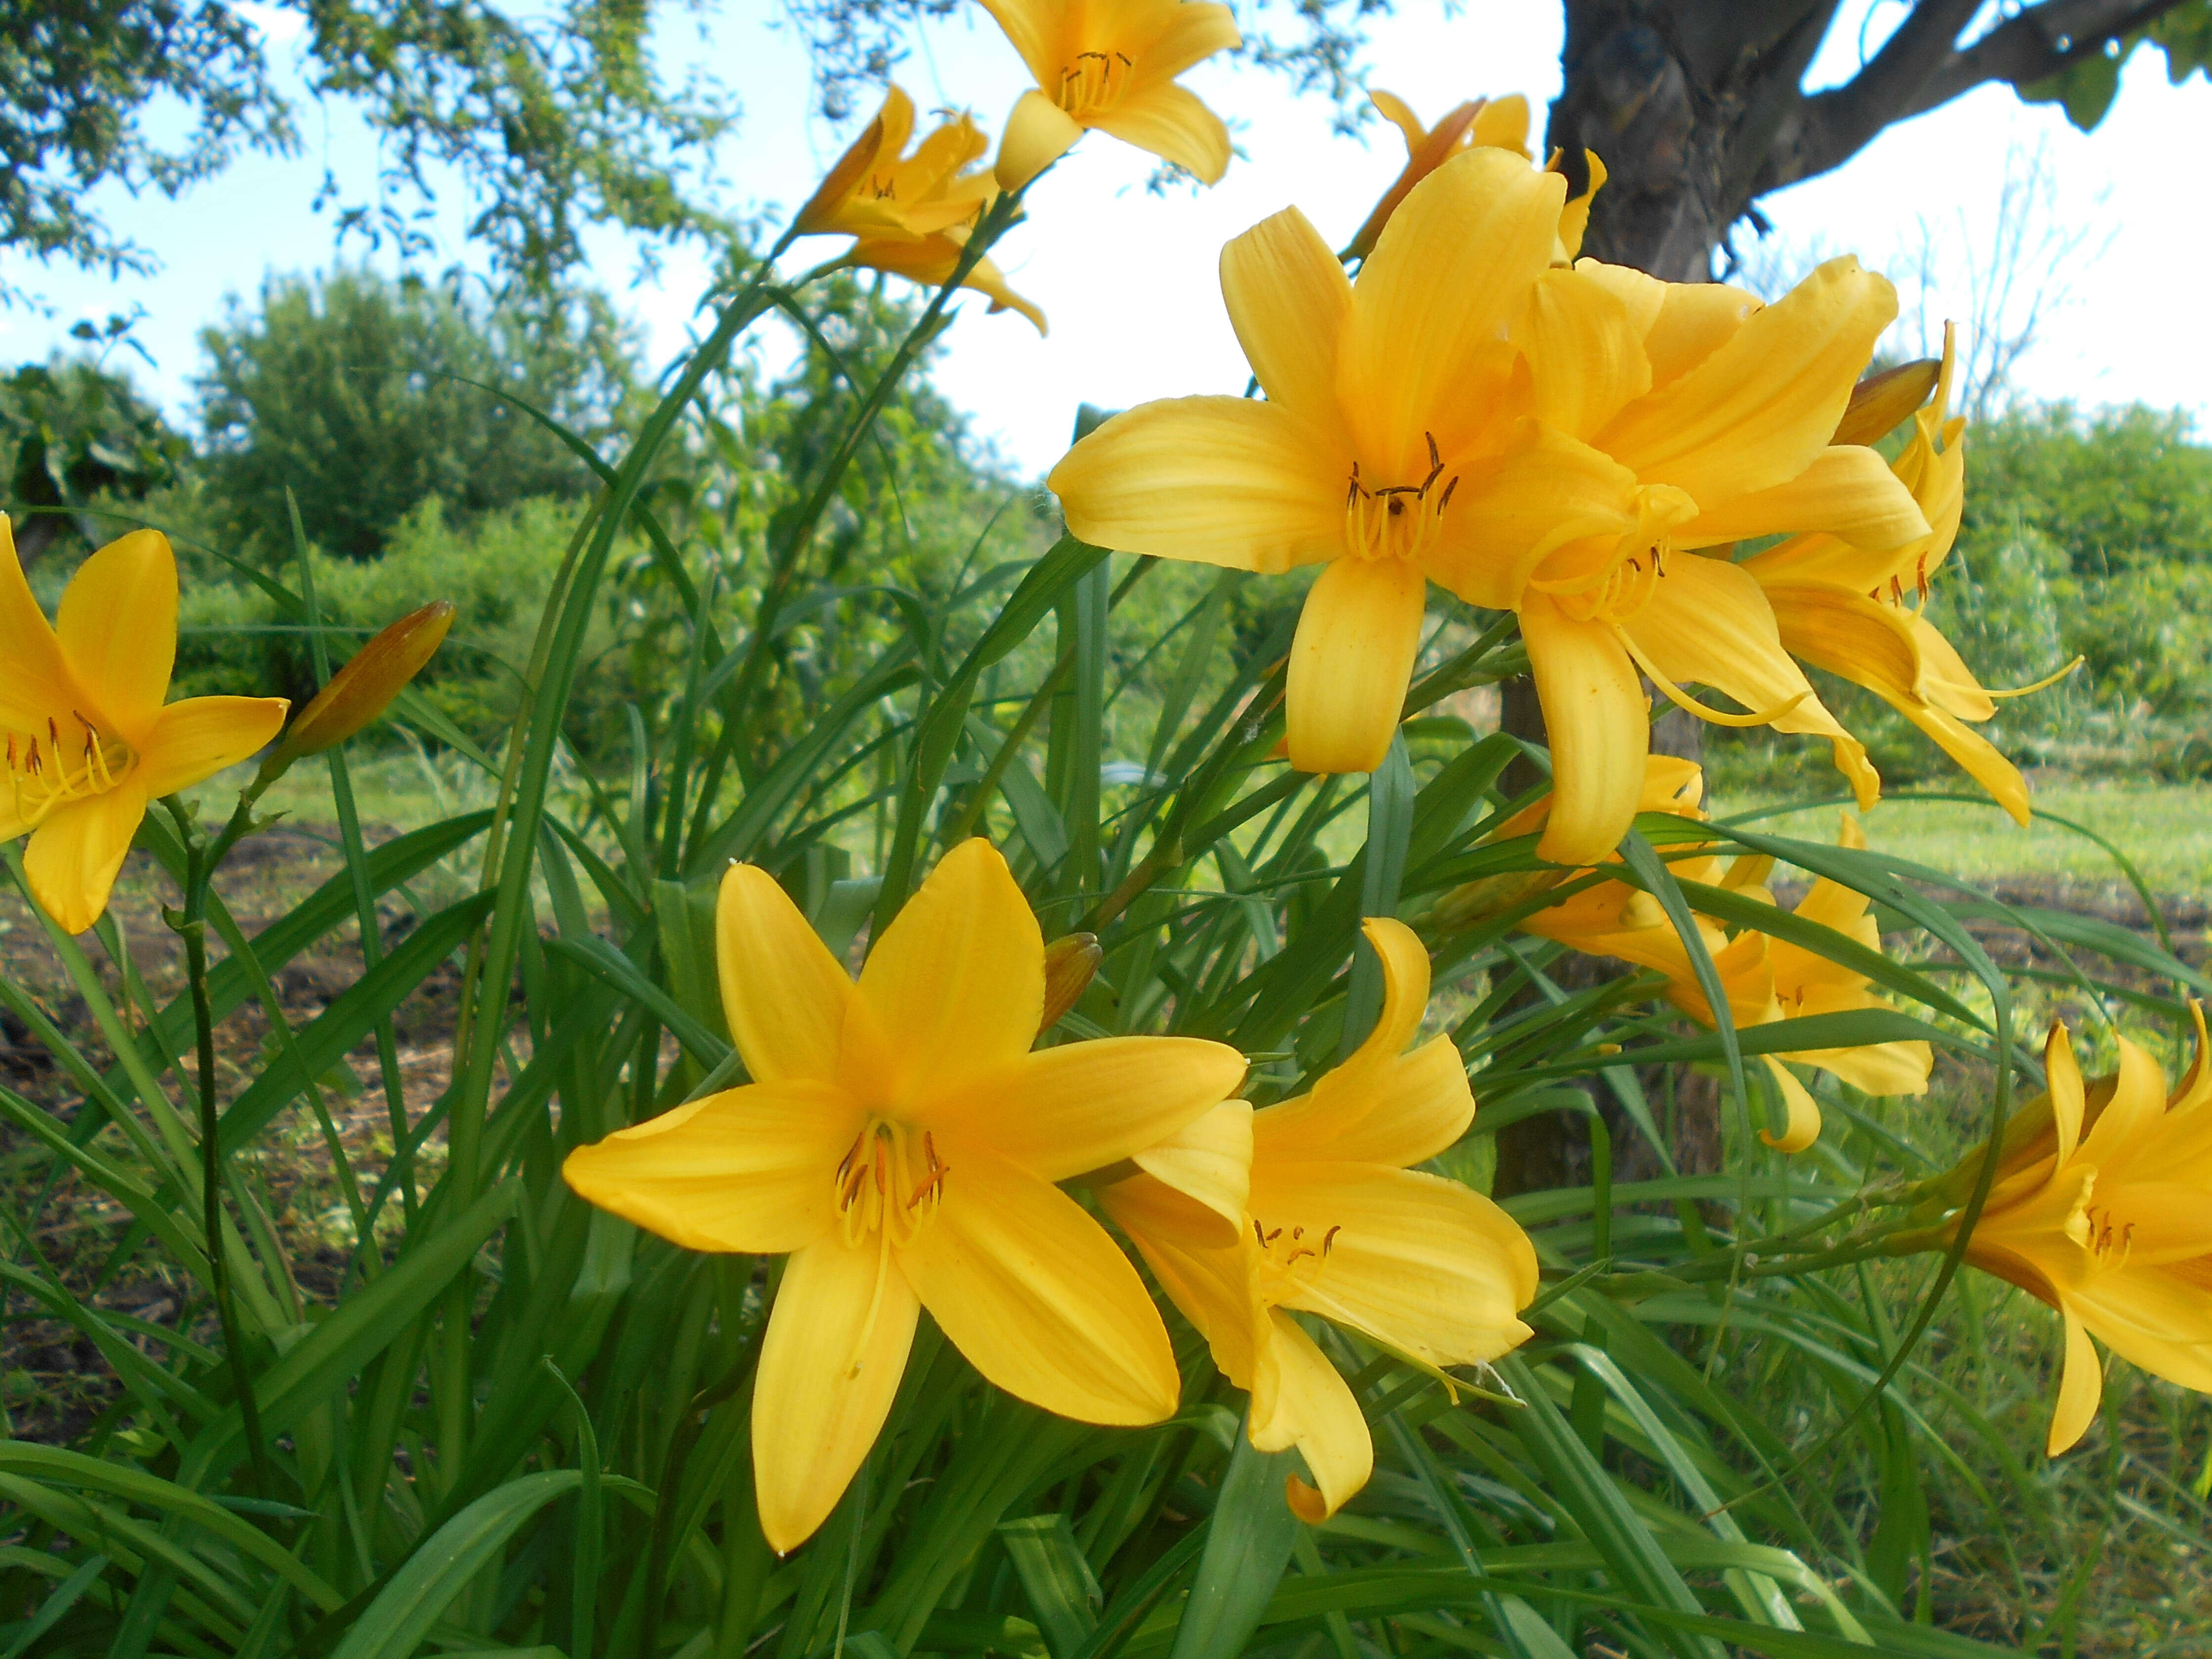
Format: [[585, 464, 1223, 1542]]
[[164, 792, 276, 1497]]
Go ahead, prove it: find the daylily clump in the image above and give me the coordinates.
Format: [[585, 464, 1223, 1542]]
[[1495, 759, 1928, 1151], [563, 840, 1247, 1552], [1050, 146, 1932, 865], [981, 0, 1241, 190], [796, 84, 1046, 331], [1103, 918, 1537, 1519], [0, 521, 288, 933], [1924, 1016, 2212, 1454]]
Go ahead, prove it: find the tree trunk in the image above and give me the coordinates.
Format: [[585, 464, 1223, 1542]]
[[1490, 3, 1796, 1197]]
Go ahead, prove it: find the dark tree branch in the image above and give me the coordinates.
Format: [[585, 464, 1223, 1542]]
[[1900, 0, 2189, 115], [1756, 0, 2191, 194]]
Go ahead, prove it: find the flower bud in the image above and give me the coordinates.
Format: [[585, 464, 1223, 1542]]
[[267, 601, 455, 772], [1427, 870, 1565, 934], [1040, 932, 1104, 1031], [1831, 357, 1940, 447]]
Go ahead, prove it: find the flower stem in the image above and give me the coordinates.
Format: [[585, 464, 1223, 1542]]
[[164, 792, 276, 1496]]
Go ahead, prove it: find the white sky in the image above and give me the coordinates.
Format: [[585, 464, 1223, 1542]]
[[3, 0, 2206, 477]]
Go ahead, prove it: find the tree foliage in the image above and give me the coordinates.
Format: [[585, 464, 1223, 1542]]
[[194, 266, 638, 561], [0, 351, 189, 563], [0, 0, 737, 306]]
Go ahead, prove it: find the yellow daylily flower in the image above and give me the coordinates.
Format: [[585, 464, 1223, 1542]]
[[1452, 254, 1932, 865], [1744, 324, 2039, 823], [1344, 90, 1605, 265], [1512, 766, 1928, 1150], [0, 521, 287, 934], [795, 84, 1046, 333], [1101, 919, 1537, 1521], [1931, 1016, 2212, 1455], [562, 840, 1246, 1553], [980, 0, 1241, 190], [1051, 147, 1572, 778]]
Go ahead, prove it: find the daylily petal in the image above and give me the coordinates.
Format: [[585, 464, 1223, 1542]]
[[1519, 591, 1647, 866], [795, 89, 896, 235], [752, 1232, 921, 1553], [1122, 0, 1242, 92], [1368, 88, 1428, 150], [1093, 84, 1232, 184], [996, 89, 1084, 191], [1568, 260, 1666, 352], [901, 1150, 1182, 1423], [1251, 1164, 1536, 1364], [1761, 584, 2032, 825], [0, 518, 85, 734], [132, 695, 289, 800], [1514, 268, 1651, 443], [1471, 93, 1531, 153], [974, 0, 1060, 95], [1890, 697, 2031, 827], [2079, 1037, 2169, 1167], [1673, 446, 1929, 552], [1620, 554, 1879, 809], [848, 839, 1043, 1101], [1050, 397, 1345, 574], [1340, 147, 1564, 479], [2048, 1024, 2085, 1169], [2046, 1307, 2103, 1456], [1285, 555, 1427, 774], [1220, 207, 1353, 434], [716, 863, 854, 1086], [1131, 1099, 1255, 1245], [918, 1034, 1246, 1181], [1640, 278, 1763, 388], [1759, 1057, 1822, 1152], [842, 235, 1048, 335], [1906, 612, 1997, 721], [1420, 425, 1642, 611], [56, 529, 175, 735], [561, 1081, 863, 1254], [1254, 919, 1475, 1169], [1261, 1034, 1473, 1172], [22, 778, 147, 934], [1596, 257, 1895, 508], [1100, 1171, 1265, 1383], [1251, 1310, 1372, 1522], [1792, 1036, 1932, 1099]]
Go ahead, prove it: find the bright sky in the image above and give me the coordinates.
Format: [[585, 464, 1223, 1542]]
[[4, 0, 2206, 478]]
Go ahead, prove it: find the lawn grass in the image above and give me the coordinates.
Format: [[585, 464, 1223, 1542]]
[[1717, 777, 2212, 903]]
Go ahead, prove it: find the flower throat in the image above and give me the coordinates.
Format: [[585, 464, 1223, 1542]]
[[5, 712, 131, 826]]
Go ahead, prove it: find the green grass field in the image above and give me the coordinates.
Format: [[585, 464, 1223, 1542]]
[[1718, 778, 2212, 902]]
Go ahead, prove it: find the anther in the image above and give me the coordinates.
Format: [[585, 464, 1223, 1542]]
[[1252, 1218, 1267, 1250], [1436, 476, 1459, 513], [1322, 1225, 1341, 1256]]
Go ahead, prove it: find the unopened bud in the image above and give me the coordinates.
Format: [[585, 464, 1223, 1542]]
[[1040, 932, 1104, 1031], [1832, 358, 1940, 447], [1427, 870, 1565, 934], [266, 602, 455, 775]]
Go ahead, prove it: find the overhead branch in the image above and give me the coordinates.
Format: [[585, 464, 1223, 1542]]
[[1752, 0, 2190, 196]]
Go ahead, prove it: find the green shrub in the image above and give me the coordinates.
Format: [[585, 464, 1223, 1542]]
[[195, 267, 638, 561]]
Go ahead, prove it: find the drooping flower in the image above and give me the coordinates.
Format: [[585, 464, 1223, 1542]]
[[1344, 90, 1604, 265], [1101, 919, 1536, 1520], [0, 521, 288, 933], [980, 0, 1241, 191], [1744, 323, 2061, 823], [1051, 147, 1573, 778], [1449, 255, 1932, 864], [796, 84, 1046, 332], [562, 840, 1246, 1552], [1506, 762, 1928, 1150], [1924, 1016, 2212, 1455]]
